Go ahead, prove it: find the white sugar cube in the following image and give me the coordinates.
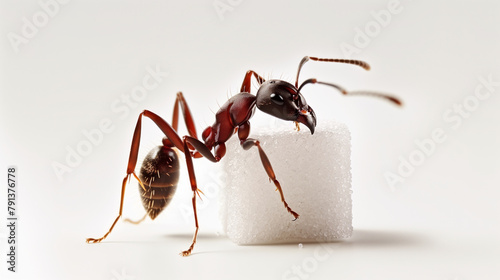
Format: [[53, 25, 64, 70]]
[[219, 120, 352, 244]]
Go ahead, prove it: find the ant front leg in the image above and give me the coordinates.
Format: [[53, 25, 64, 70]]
[[86, 110, 185, 244], [237, 122, 299, 220]]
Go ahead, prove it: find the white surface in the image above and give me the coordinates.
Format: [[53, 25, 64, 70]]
[[1, 1, 500, 279], [221, 121, 352, 244]]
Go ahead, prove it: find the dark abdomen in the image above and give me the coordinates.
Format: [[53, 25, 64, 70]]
[[139, 145, 180, 220]]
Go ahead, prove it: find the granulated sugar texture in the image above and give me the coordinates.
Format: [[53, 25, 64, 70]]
[[219, 120, 352, 245]]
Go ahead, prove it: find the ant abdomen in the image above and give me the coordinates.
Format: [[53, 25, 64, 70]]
[[139, 145, 180, 220]]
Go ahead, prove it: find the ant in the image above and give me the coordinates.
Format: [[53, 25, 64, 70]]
[[86, 56, 402, 256]]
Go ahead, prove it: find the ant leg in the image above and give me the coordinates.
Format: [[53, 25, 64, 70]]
[[86, 175, 130, 243], [178, 136, 226, 256], [237, 122, 299, 220], [87, 110, 185, 244], [240, 138, 299, 220], [171, 92, 198, 138], [179, 139, 201, 257], [123, 212, 148, 224], [183, 136, 221, 162], [240, 70, 266, 93]]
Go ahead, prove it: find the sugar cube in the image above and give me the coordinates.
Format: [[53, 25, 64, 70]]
[[219, 120, 352, 244]]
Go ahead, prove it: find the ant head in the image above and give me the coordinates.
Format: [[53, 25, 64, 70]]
[[256, 79, 316, 134]]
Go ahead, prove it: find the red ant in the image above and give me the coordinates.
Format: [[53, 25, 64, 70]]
[[86, 56, 402, 256]]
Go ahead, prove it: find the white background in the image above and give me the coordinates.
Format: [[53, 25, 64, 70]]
[[1, 0, 500, 279]]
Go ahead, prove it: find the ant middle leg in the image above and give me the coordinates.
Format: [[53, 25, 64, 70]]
[[240, 70, 266, 93], [171, 92, 198, 138]]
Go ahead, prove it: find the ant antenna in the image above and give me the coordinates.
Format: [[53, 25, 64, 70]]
[[347, 90, 402, 106], [295, 56, 370, 88], [298, 78, 402, 106]]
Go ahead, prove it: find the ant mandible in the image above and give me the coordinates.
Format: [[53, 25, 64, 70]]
[[86, 56, 402, 256]]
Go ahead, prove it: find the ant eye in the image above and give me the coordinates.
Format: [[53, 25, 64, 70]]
[[270, 93, 284, 105]]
